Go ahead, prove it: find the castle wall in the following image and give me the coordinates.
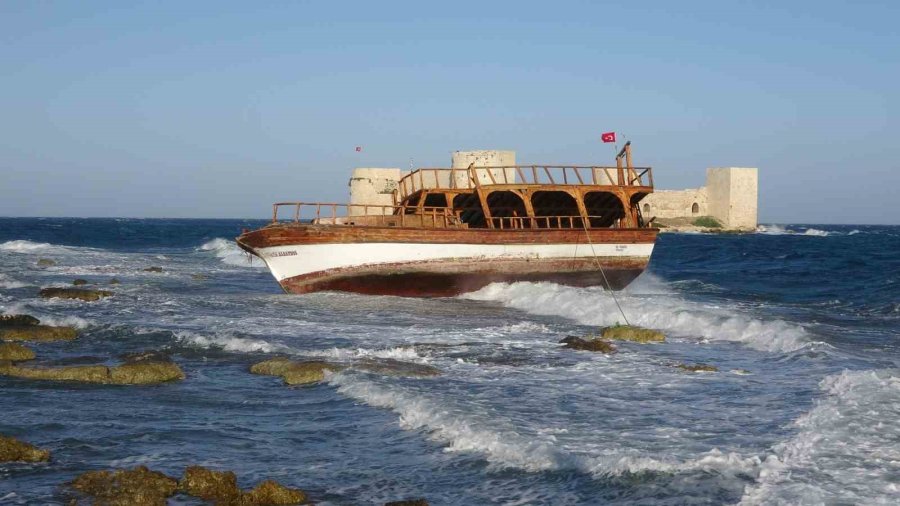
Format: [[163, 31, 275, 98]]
[[348, 168, 402, 215], [451, 150, 516, 186], [641, 188, 708, 220], [707, 167, 758, 230]]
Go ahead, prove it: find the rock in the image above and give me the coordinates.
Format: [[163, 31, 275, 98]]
[[71, 466, 178, 505], [250, 358, 343, 386], [178, 466, 241, 504], [241, 479, 307, 506], [0, 434, 51, 463], [385, 500, 429, 506], [39, 287, 113, 302], [676, 363, 718, 373], [191, 273, 209, 281], [355, 359, 441, 377], [72, 279, 89, 286], [559, 336, 617, 354], [0, 314, 41, 327], [0, 343, 35, 361], [0, 361, 184, 385], [108, 362, 185, 385], [109, 277, 121, 285], [143, 266, 164, 273], [0, 325, 78, 342], [36, 258, 56, 267], [600, 325, 665, 343]]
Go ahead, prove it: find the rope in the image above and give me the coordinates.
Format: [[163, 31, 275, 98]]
[[580, 218, 631, 326]]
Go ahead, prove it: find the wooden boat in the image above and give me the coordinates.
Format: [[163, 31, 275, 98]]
[[236, 143, 658, 297]]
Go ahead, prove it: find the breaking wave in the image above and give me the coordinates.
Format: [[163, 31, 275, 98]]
[[308, 346, 424, 362], [330, 373, 760, 478], [740, 369, 900, 505], [175, 330, 288, 353], [0, 273, 28, 289], [465, 278, 813, 353], [198, 238, 263, 268], [756, 225, 834, 237], [0, 239, 62, 253]]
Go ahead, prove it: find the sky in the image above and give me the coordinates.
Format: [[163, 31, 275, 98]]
[[1, 1, 898, 223]]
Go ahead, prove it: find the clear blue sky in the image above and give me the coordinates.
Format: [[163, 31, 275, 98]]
[[2, 1, 897, 223]]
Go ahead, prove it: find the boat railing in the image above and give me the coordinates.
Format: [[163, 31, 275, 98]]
[[487, 215, 617, 229], [398, 165, 653, 201], [271, 202, 462, 229]]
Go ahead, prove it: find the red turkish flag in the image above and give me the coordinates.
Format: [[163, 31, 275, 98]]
[[601, 132, 616, 143]]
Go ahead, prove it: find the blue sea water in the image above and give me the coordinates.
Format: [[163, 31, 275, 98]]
[[0, 218, 898, 505]]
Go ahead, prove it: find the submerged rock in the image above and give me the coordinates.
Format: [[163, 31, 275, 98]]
[[109, 277, 121, 285], [178, 465, 241, 504], [0, 325, 78, 342], [676, 363, 718, 373], [71, 466, 178, 505], [0, 314, 40, 327], [0, 434, 50, 463], [72, 278, 88, 286], [385, 500, 429, 506], [109, 362, 185, 385], [119, 350, 172, 364], [559, 336, 617, 354], [355, 359, 441, 377], [0, 343, 36, 361], [0, 360, 184, 385], [250, 358, 343, 386], [191, 273, 209, 281], [36, 258, 56, 267], [39, 287, 113, 302], [241, 479, 307, 505], [600, 325, 665, 343], [143, 266, 164, 273]]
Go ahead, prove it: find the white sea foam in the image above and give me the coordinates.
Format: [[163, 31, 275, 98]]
[[847, 229, 861, 235], [0, 303, 91, 329], [175, 330, 287, 353], [308, 346, 424, 361], [198, 238, 263, 268], [465, 279, 812, 353], [801, 228, 829, 236], [330, 372, 761, 478], [757, 225, 833, 237], [0, 239, 59, 252], [740, 369, 900, 505], [0, 273, 28, 289]]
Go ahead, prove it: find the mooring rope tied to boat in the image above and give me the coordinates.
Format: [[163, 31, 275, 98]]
[[580, 219, 631, 326]]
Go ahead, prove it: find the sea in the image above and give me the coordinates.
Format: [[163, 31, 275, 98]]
[[0, 218, 898, 505]]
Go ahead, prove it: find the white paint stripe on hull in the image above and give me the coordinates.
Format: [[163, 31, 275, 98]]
[[254, 242, 654, 282]]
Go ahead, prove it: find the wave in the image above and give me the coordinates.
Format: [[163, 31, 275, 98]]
[[330, 372, 760, 478], [757, 225, 833, 236], [0, 303, 91, 329], [802, 228, 829, 237], [0, 274, 28, 289], [0, 239, 61, 253], [307, 346, 424, 361], [175, 330, 288, 353], [740, 369, 900, 505], [464, 278, 813, 353], [198, 238, 264, 268]]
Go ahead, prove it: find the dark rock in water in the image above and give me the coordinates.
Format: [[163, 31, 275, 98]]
[[560, 336, 617, 354], [70, 466, 177, 505], [36, 258, 56, 267], [119, 350, 172, 364], [178, 465, 241, 504], [108, 362, 185, 385], [0, 325, 78, 342], [0, 434, 51, 463], [385, 500, 429, 506], [241, 479, 307, 506], [355, 358, 441, 377], [0, 343, 35, 362], [600, 325, 665, 343], [0, 314, 41, 327], [676, 363, 718, 373], [109, 277, 121, 285], [250, 358, 343, 386], [0, 360, 184, 385], [72, 279, 88, 286], [39, 287, 112, 302], [143, 266, 164, 273], [191, 273, 209, 281]]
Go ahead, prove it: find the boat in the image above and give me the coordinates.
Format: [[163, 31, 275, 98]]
[[236, 143, 658, 297]]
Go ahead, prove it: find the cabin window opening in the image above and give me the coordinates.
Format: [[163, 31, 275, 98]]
[[531, 191, 581, 229], [643, 204, 650, 215], [453, 193, 487, 228], [691, 202, 700, 215], [423, 193, 448, 208], [486, 191, 527, 229], [583, 191, 626, 228]]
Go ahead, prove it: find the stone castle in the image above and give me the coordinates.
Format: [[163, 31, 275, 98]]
[[347, 150, 758, 230]]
